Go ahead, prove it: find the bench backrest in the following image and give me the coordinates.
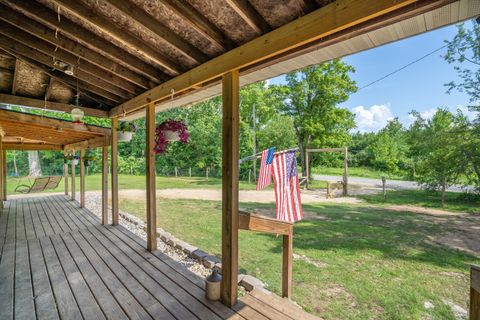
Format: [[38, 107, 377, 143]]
[[29, 177, 50, 192], [45, 176, 62, 190]]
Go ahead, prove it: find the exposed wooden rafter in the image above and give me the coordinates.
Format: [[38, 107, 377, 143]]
[[49, 0, 184, 75], [0, 36, 125, 105], [0, 22, 137, 98], [4, 0, 169, 83], [106, 0, 210, 64], [160, 0, 237, 51], [2, 142, 62, 151], [63, 136, 110, 150], [0, 94, 108, 118], [110, 0, 418, 117], [11, 59, 19, 95], [44, 77, 55, 101], [0, 4, 154, 91], [224, 0, 271, 34]]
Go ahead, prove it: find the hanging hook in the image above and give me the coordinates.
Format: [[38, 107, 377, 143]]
[[170, 88, 175, 101], [57, 6, 61, 23], [122, 106, 126, 119]]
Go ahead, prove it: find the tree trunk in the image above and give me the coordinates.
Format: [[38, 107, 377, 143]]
[[13, 151, 18, 176], [28, 151, 42, 177]]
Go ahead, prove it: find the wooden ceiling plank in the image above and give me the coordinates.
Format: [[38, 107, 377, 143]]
[[0, 108, 111, 135], [224, 0, 271, 34], [11, 58, 19, 95], [0, 4, 154, 91], [4, 0, 170, 83], [0, 35, 127, 104], [106, 0, 210, 64], [44, 77, 55, 101], [160, 0, 237, 51], [0, 21, 137, 98], [0, 94, 107, 118], [110, 0, 418, 117], [63, 136, 110, 150], [50, 0, 185, 75]]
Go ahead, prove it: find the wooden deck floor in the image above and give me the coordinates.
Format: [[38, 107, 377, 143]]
[[0, 195, 318, 320]]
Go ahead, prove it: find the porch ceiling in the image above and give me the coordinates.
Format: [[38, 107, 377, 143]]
[[0, 0, 469, 118], [0, 108, 110, 150]]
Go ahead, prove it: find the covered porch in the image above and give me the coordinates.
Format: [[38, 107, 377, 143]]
[[0, 195, 316, 320]]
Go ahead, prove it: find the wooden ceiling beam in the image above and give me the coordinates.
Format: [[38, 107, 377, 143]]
[[110, 0, 418, 117], [0, 35, 126, 104], [0, 94, 108, 118], [0, 108, 111, 135], [44, 77, 55, 101], [63, 136, 110, 150], [0, 21, 138, 98], [224, 0, 271, 34], [106, 0, 209, 64], [50, 0, 185, 75], [2, 142, 62, 151], [4, 0, 170, 84], [0, 4, 154, 91], [11, 59, 19, 95], [160, 0, 237, 51]]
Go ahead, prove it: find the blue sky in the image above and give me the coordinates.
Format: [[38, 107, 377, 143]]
[[268, 22, 477, 132]]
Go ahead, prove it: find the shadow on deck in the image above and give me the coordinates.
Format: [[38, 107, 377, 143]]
[[0, 195, 318, 320]]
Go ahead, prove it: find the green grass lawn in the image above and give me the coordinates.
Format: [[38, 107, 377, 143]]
[[359, 189, 480, 214], [118, 198, 479, 319], [311, 166, 407, 180], [5, 174, 258, 195]]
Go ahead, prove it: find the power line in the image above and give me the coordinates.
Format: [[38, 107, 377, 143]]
[[358, 44, 448, 91]]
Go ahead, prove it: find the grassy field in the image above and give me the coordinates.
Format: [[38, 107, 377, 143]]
[[311, 166, 406, 180], [360, 189, 480, 214], [5, 174, 258, 195], [118, 198, 478, 319]]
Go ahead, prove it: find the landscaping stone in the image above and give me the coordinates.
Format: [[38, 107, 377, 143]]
[[191, 249, 209, 261], [241, 275, 264, 291], [203, 255, 220, 268], [182, 243, 198, 255]]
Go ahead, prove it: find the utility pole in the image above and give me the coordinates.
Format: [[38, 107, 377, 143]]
[[252, 103, 257, 182]]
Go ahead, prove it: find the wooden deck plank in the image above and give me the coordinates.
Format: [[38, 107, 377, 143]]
[[15, 198, 26, 241], [39, 236, 83, 320], [28, 198, 46, 239], [33, 197, 54, 236], [43, 196, 78, 232], [23, 198, 37, 240], [240, 294, 292, 320], [14, 239, 36, 320], [60, 232, 129, 320], [87, 226, 212, 320], [28, 240, 60, 320], [38, 197, 69, 234], [0, 242, 15, 319], [50, 234, 106, 320], [68, 231, 154, 320], [0, 200, 12, 260], [76, 228, 178, 320]]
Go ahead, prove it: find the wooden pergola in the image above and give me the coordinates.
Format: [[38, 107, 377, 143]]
[[0, 0, 479, 314]]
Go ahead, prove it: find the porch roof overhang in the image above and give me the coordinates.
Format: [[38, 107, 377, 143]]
[[0, 0, 477, 120], [0, 108, 110, 151]]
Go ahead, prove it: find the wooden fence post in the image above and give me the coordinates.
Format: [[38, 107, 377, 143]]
[[146, 102, 157, 252], [189, 167, 192, 177], [2, 150, 6, 201], [221, 70, 240, 307], [175, 167, 178, 177], [80, 149, 85, 208], [305, 150, 309, 189], [0, 135, 3, 209], [111, 116, 119, 225], [382, 176, 386, 201], [282, 229, 293, 299], [343, 147, 348, 196], [102, 145, 108, 225], [471, 265, 480, 320]]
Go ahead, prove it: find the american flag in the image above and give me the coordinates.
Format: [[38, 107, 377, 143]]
[[271, 150, 303, 223], [256, 148, 275, 190]]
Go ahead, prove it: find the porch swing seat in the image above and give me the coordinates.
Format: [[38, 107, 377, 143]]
[[15, 176, 62, 194]]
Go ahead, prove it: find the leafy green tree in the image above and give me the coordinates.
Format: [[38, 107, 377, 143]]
[[270, 59, 357, 175]]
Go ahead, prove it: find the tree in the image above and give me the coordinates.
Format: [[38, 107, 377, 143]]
[[270, 60, 357, 175]]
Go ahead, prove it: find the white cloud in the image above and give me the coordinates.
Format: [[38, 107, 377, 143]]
[[352, 104, 394, 133], [406, 105, 478, 125]]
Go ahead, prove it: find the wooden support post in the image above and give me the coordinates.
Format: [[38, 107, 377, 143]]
[[111, 116, 119, 225], [282, 231, 293, 299], [471, 265, 480, 320], [2, 150, 6, 202], [0, 135, 3, 209], [146, 102, 157, 252], [221, 70, 239, 307], [343, 147, 348, 196], [71, 150, 76, 201], [102, 146, 108, 225], [80, 149, 85, 208], [64, 151, 69, 196]]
